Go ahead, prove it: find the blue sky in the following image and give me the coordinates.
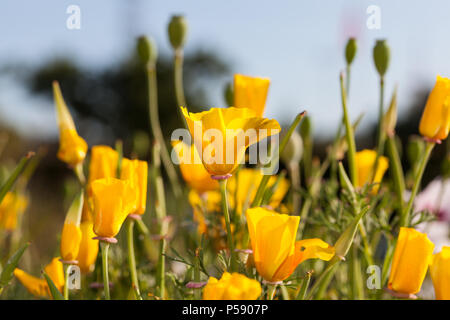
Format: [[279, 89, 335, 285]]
[[1, 0, 450, 139]]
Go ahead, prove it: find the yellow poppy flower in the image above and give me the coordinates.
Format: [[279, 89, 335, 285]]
[[234, 74, 270, 117], [203, 272, 261, 300], [355, 149, 388, 191], [14, 257, 64, 299], [246, 207, 334, 282], [388, 227, 434, 295], [91, 178, 136, 238], [172, 141, 219, 193], [53, 81, 87, 166], [60, 193, 83, 262], [87, 145, 119, 194], [76, 221, 99, 273], [419, 75, 450, 141], [181, 107, 280, 177], [227, 168, 289, 215], [430, 246, 450, 300], [0, 192, 27, 231], [120, 158, 148, 215]]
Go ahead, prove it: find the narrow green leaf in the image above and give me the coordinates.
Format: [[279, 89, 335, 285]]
[[0, 242, 30, 287], [0, 152, 35, 204], [43, 272, 65, 300]]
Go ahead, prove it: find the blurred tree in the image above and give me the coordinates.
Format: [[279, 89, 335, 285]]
[[23, 49, 229, 154]]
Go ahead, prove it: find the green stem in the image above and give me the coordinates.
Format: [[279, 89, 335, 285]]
[[371, 77, 386, 183], [153, 142, 168, 298], [146, 64, 182, 201], [100, 242, 111, 300], [386, 135, 406, 214], [340, 73, 357, 185], [219, 179, 237, 272], [174, 50, 188, 129], [64, 264, 70, 300], [252, 111, 306, 207], [194, 250, 201, 300], [307, 257, 340, 300], [402, 141, 434, 227], [127, 219, 142, 300], [267, 284, 277, 300], [296, 271, 312, 300]]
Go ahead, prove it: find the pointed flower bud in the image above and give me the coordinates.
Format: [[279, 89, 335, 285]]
[[345, 38, 357, 65], [53, 81, 87, 166], [334, 207, 369, 259], [373, 40, 390, 77], [60, 192, 83, 262], [168, 15, 188, 51], [76, 221, 99, 274]]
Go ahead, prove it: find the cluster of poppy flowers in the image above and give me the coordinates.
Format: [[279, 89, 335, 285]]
[[6, 22, 450, 299]]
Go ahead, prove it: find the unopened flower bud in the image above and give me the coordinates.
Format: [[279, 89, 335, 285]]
[[299, 116, 312, 140], [383, 87, 398, 137], [137, 36, 158, 65], [224, 82, 234, 106], [407, 136, 425, 167], [373, 40, 390, 77], [281, 130, 303, 165], [168, 15, 188, 51], [345, 38, 357, 66]]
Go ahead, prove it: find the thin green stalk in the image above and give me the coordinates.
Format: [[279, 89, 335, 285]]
[[146, 64, 182, 200], [381, 237, 396, 289], [288, 162, 301, 215], [346, 64, 351, 97], [267, 284, 277, 300], [296, 271, 312, 300], [174, 50, 188, 129], [64, 264, 70, 300], [280, 285, 290, 300], [252, 111, 306, 207], [127, 219, 142, 300], [402, 141, 434, 227], [386, 135, 406, 214], [219, 179, 237, 272], [297, 198, 311, 238], [340, 73, 357, 185], [358, 223, 374, 266], [153, 142, 168, 298], [307, 257, 340, 300], [371, 77, 386, 183], [350, 245, 364, 300], [194, 249, 201, 300], [100, 242, 111, 300]]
